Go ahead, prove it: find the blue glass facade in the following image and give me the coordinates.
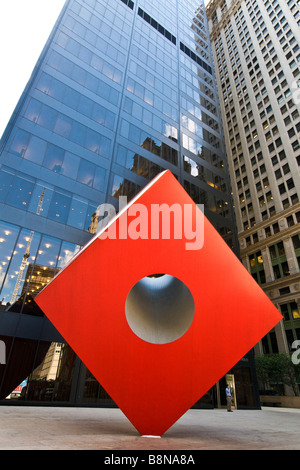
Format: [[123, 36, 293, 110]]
[[0, 0, 259, 408]]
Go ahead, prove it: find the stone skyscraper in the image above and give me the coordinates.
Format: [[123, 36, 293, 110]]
[[207, 0, 300, 394]]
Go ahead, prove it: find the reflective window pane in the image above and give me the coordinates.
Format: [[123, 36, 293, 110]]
[[9, 129, 30, 157], [85, 128, 100, 153], [67, 196, 88, 229], [35, 235, 61, 270], [7, 229, 42, 309], [24, 136, 47, 165], [28, 183, 53, 218], [48, 190, 72, 224], [69, 121, 87, 147], [6, 174, 35, 210], [24, 98, 42, 123], [77, 160, 95, 187], [54, 115, 72, 138], [0, 222, 20, 304], [85, 203, 98, 231], [0, 167, 15, 202], [61, 152, 80, 180], [57, 241, 80, 269], [37, 105, 57, 131], [43, 144, 64, 173], [93, 167, 106, 191]]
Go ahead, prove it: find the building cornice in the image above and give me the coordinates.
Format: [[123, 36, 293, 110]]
[[239, 203, 300, 254], [207, 0, 244, 41], [262, 272, 300, 291], [240, 225, 300, 255]]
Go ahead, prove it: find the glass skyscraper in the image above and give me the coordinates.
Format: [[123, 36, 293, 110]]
[[0, 0, 258, 408]]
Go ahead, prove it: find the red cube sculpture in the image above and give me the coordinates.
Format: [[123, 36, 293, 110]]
[[36, 170, 282, 436]]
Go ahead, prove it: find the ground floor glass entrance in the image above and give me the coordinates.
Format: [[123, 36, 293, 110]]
[[0, 331, 260, 409]]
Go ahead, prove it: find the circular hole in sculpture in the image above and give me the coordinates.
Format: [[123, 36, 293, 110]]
[[125, 274, 195, 344]]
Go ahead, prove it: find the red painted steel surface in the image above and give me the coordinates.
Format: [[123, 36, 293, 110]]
[[36, 170, 282, 436]]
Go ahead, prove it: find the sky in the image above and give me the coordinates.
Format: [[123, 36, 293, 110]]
[[0, 0, 66, 138]]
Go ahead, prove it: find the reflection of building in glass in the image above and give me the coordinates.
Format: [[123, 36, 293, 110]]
[[32, 342, 63, 381], [23, 343, 77, 402], [0, 0, 259, 409], [207, 0, 300, 395], [7, 263, 58, 315], [10, 189, 45, 306]]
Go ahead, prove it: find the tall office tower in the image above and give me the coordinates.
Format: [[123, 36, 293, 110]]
[[207, 0, 300, 381], [0, 0, 258, 408]]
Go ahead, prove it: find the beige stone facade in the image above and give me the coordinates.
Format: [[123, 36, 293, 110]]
[[206, 0, 300, 388]]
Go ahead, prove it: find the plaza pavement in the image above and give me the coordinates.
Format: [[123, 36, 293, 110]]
[[0, 405, 299, 450]]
